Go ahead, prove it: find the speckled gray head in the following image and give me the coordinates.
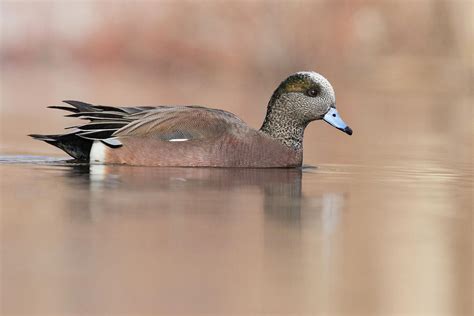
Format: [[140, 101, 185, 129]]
[[260, 71, 352, 150], [264, 71, 352, 134]]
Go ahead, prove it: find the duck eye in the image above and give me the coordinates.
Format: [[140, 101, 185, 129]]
[[307, 87, 319, 97]]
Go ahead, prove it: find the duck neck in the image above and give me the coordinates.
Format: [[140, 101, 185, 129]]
[[259, 101, 307, 152]]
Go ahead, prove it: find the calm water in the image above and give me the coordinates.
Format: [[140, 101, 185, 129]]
[[1, 153, 471, 315]]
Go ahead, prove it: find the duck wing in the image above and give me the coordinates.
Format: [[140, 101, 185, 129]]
[[113, 105, 246, 141]]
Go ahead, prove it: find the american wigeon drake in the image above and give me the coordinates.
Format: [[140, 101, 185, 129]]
[[30, 71, 352, 167]]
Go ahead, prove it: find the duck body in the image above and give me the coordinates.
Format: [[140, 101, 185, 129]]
[[30, 72, 352, 167], [31, 102, 302, 167]]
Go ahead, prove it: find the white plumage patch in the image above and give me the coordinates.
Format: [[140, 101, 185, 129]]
[[90, 141, 107, 163], [168, 138, 189, 142], [102, 138, 122, 147], [296, 71, 336, 102]]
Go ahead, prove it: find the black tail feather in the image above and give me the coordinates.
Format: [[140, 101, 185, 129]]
[[29, 133, 92, 161], [62, 100, 97, 112], [28, 133, 60, 142], [66, 112, 125, 119], [30, 100, 145, 159], [47, 105, 79, 113]]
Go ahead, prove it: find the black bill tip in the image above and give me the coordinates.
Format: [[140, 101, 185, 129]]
[[344, 126, 353, 136]]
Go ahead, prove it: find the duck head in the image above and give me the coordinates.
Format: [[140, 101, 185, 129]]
[[260, 71, 352, 150]]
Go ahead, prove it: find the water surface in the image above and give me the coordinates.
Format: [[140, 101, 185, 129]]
[[1, 155, 471, 315]]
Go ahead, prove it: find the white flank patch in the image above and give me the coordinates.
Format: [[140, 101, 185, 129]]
[[168, 138, 189, 142], [102, 138, 122, 147], [90, 141, 106, 163]]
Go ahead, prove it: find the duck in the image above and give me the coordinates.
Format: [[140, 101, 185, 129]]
[[29, 71, 352, 167]]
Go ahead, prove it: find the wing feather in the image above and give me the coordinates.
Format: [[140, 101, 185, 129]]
[[38, 100, 246, 143], [113, 106, 245, 141]]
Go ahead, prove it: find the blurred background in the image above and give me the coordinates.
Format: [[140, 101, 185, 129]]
[[1, 0, 472, 165], [1, 1, 473, 316]]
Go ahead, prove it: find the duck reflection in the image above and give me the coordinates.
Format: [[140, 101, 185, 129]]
[[63, 163, 345, 231], [47, 162, 348, 312]]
